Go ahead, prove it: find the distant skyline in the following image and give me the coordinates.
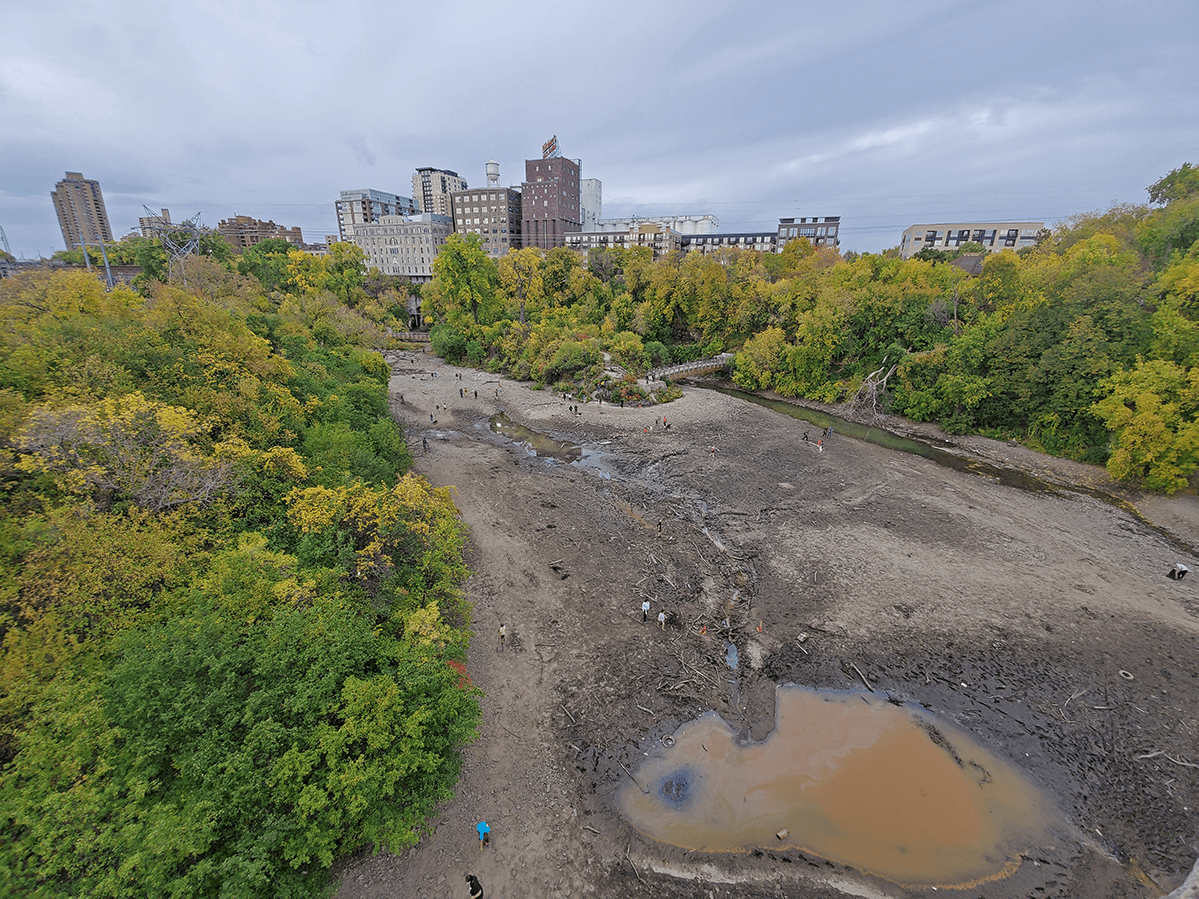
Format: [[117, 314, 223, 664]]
[[2, 0, 1197, 259]]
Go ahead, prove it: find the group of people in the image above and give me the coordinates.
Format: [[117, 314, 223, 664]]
[[802, 425, 834, 452], [641, 599, 667, 629], [463, 820, 490, 897]]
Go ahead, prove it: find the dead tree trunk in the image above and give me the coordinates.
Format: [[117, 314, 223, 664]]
[[849, 357, 899, 422]]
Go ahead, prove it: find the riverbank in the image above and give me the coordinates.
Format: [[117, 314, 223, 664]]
[[334, 352, 1199, 899]]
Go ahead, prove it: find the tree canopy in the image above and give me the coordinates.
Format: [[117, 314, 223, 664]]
[[0, 241, 478, 897], [418, 164, 1199, 491]]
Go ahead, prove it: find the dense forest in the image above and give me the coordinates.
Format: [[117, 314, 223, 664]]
[[426, 163, 1199, 492], [0, 245, 478, 897], [2, 163, 1196, 897]]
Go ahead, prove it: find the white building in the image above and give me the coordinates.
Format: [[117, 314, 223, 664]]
[[350, 213, 453, 282], [580, 179, 602, 231], [899, 222, 1045, 259], [595, 213, 718, 235]]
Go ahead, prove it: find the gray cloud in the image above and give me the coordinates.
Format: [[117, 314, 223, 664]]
[[1, 0, 1196, 258]]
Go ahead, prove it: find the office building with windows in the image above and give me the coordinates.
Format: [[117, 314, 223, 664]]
[[51, 172, 114, 250], [335, 189, 419, 242], [412, 168, 467, 218], [451, 187, 522, 257], [898, 222, 1045, 259]]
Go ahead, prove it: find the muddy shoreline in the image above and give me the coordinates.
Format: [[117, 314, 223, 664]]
[[333, 353, 1199, 899]]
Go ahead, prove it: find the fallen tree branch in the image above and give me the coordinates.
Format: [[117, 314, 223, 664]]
[[851, 662, 873, 692]]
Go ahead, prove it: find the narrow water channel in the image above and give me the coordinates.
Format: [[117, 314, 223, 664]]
[[713, 385, 1197, 555], [489, 412, 583, 461], [620, 687, 1065, 888]]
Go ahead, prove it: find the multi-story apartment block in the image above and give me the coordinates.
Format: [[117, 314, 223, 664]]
[[776, 216, 840, 249], [335, 189, 419, 242], [580, 179, 602, 232], [51, 172, 114, 250], [566, 221, 682, 261], [350, 213, 453, 282], [683, 231, 777, 255], [521, 151, 581, 250], [898, 222, 1044, 259], [680, 217, 840, 256], [412, 168, 467, 218], [217, 215, 304, 251]]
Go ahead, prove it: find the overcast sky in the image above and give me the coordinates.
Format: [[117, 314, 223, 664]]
[[3, 0, 1197, 259]]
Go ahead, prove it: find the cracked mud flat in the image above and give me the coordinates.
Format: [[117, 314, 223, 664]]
[[333, 352, 1199, 899]]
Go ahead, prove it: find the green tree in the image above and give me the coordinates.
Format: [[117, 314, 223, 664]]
[[1148, 162, 1199, 206], [430, 234, 499, 326], [237, 238, 296, 293], [1092, 358, 1199, 492], [498, 247, 544, 324]]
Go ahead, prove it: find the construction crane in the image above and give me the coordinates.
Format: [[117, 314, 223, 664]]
[[0, 226, 11, 256]]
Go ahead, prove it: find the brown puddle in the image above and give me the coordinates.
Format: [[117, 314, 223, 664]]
[[619, 687, 1066, 888]]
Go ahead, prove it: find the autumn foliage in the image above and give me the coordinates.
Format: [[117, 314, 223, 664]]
[[425, 165, 1199, 491], [0, 258, 477, 897]]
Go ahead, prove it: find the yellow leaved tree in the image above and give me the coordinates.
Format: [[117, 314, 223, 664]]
[[15, 392, 251, 511]]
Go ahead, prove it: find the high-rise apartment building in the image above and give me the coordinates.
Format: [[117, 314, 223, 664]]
[[412, 168, 467, 218], [51, 172, 114, 250], [521, 150, 581, 250], [450, 161, 522, 258], [335, 189, 419, 242]]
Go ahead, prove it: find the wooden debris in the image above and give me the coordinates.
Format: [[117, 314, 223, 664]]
[[851, 661, 873, 692]]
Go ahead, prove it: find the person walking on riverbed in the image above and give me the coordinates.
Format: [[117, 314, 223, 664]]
[[642, 600, 650, 623]]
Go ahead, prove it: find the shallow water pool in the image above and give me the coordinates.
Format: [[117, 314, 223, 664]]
[[619, 686, 1065, 888]]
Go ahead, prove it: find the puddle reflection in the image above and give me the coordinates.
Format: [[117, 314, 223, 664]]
[[490, 412, 582, 461], [620, 687, 1063, 887]]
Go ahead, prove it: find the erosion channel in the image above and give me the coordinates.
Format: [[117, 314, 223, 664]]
[[334, 352, 1199, 899]]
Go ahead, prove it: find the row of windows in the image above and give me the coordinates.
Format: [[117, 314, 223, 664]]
[[915, 228, 1041, 247], [781, 226, 835, 238]]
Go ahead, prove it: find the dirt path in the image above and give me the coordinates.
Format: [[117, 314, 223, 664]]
[[333, 352, 1199, 899]]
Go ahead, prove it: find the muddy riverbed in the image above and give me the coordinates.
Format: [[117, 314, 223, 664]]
[[333, 353, 1199, 899]]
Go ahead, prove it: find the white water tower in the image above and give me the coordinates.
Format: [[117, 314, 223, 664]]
[[486, 160, 500, 187]]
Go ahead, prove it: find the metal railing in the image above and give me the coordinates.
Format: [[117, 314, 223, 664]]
[[645, 353, 735, 382]]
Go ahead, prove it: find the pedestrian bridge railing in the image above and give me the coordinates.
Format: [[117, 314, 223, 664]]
[[645, 353, 735, 382]]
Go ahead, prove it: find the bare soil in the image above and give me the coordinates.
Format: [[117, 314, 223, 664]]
[[332, 352, 1199, 899]]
